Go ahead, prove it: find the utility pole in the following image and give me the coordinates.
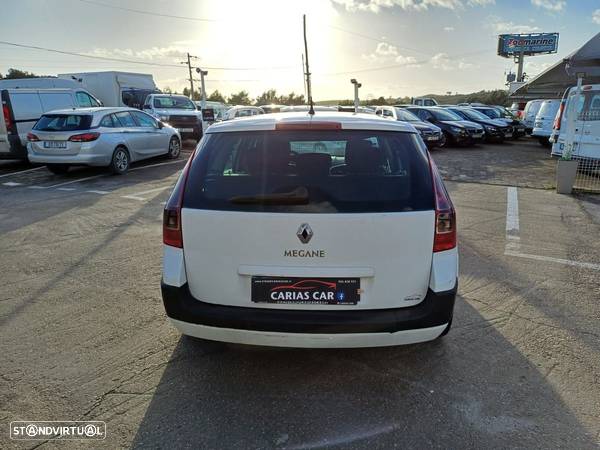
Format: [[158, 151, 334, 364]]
[[180, 53, 208, 101], [351, 78, 362, 113]]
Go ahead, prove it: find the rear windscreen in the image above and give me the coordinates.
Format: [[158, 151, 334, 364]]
[[33, 114, 92, 132], [183, 130, 434, 213]]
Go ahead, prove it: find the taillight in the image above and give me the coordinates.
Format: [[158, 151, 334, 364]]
[[3, 104, 13, 132], [68, 132, 100, 142], [27, 132, 40, 142], [163, 153, 194, 248], [429, 157, 456, 252], [554, 102, 565, 130]]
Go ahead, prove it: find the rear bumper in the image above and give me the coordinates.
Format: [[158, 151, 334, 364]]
[[27, 144, 110, 167], [531, 129, 551, 138], [161, 281, 456, 347]]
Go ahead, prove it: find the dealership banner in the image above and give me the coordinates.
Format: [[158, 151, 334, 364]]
[[498, 33, 559, 57]]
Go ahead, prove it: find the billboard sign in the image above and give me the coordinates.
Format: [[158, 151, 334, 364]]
[[498, 33, 559, 57]]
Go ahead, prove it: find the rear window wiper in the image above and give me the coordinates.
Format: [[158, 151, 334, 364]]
[[229, 186, 309, 205]]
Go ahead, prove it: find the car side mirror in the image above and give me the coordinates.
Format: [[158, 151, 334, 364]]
[[158, 122, 164, 129], [143, 105, 151, 110], [196, 105, 202, 111]]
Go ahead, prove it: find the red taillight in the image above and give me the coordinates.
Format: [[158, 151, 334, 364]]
[[163, 152, 194, 248], [27, 132, 40, 142], [554, 102, 565, 130], [429, 157, 456, 252], [275, 121, 341, 130], [3, 104, 13, 132], [68, 132, 100, 142]]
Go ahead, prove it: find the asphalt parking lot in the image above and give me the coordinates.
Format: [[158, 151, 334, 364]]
[[1, 138, 600, 449]]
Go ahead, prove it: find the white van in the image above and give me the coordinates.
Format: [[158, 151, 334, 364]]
[[531, 99, 561, 147], [551, 84, 600, 160], [0, 87, 101, 159], [522, 99, 545, 133], [58, 71, 159, 109]]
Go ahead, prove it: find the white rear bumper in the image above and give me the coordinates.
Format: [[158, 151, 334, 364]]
[[170, 318, 447, 348]]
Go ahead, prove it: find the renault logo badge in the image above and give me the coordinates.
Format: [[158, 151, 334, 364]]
[[297, 223, 313, 244]]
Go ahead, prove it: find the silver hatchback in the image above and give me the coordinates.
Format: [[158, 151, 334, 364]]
[[27, 107, 181, 174]]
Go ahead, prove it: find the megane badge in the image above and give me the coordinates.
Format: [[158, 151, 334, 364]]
[[297, 223, 313, 244]]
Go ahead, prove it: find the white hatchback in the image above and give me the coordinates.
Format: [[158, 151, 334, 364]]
[[161, 112, 458, 348]]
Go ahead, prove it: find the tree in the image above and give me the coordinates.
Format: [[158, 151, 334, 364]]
[[279, 92, 305, 106], [2, 68, 39, 79], [228, 90, 251, 105], [182, 87, 201, 101], [255, 89, 279, 105], [207, 90, 226, 103], [162, 86, 173, 94]]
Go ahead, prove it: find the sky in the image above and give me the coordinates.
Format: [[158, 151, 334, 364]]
[[0, 0, 599, 101]]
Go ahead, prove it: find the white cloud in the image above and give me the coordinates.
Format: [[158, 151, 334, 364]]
[[593, 9, 600, 24], [88, 45, 188, 61], [362, 42, 421, 66], [486, 16, 541, 33], [443, 26, 455, 31], [431, 53, 479, 71], [531, 0, 566, 12], [330, 0, 492, 13]]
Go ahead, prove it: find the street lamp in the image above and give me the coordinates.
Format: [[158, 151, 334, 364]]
[[195, 67, 208, 110], [350, 79, 362, 113]]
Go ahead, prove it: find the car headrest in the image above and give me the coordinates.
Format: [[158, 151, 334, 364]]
[[295, 153, 332, 177], [242, 146, 290, 175], [345, 139, 384, 174]]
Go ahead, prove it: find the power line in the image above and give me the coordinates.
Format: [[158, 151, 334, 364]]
[[74, 0, 485, 63], [0, 40, 181, 67], [0, 41, 296, 71], [326, 25, 432, 57], [75, 0, 218, 22]]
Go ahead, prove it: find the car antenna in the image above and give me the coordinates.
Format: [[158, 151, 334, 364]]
[[303, 14, 314, 116]]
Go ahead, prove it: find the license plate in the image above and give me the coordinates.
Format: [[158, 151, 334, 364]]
[[426, 136, 438, 141], [43, 141, 67, 149], [505, 132, 513, 138], [517, 127, 525, 132], [251, 277, 361, 305], [473, 133, 483, 138], [177, 128, 194, 133]]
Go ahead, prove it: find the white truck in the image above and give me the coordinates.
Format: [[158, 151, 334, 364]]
[[58, 71, 159, 109]]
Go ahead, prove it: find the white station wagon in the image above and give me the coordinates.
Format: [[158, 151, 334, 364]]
[[161, 112, 458, 348]]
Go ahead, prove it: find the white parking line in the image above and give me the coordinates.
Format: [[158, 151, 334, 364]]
[[45, 174, 106, 189], [504, 186, 600, 271], [86, 190, 110, 195], [129, 159, 187, 172], [57, 187, 76, 191], [121, 185, 172, 201], [504, 250, 600, 271], [3, 181, 22, 187], [505, 186, 520, 252], [0, 166, 45, 178]]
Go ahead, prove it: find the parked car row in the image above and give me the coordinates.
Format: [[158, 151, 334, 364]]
[[373, 104, 525, 148]]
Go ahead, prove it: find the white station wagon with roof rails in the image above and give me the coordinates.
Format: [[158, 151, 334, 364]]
[[161, 112, 458, 348], [27, 107, 181, 174]]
